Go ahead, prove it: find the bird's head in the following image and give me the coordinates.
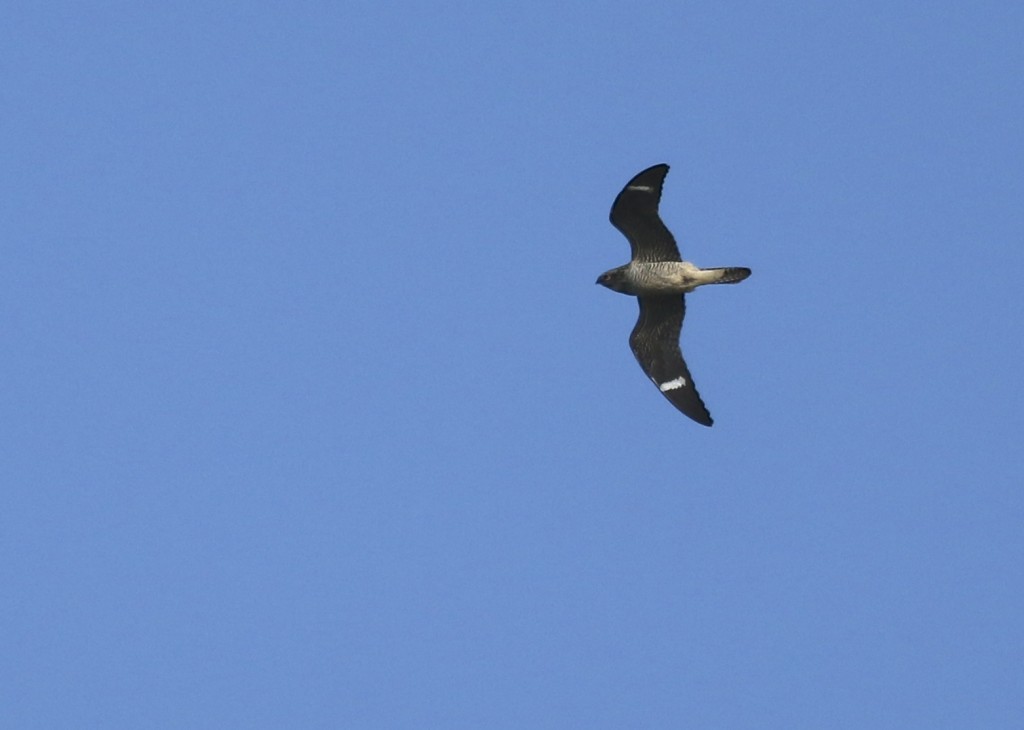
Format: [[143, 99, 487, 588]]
[[596, 266, 630, 293]]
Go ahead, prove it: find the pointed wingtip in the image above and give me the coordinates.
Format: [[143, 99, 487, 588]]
[[687, 405, 714, 427]]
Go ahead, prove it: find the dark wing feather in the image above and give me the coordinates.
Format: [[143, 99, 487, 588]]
[[629, 295, 712, 426], [609, 164, 682, 263]]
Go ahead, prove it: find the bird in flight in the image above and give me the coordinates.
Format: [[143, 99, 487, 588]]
[[596, 163, 750, 426]]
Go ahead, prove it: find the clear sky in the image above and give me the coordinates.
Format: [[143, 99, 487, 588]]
[[3, 2, 1023, 727]]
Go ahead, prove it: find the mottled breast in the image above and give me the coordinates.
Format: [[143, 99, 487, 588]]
[[626, 261, 703, 294]]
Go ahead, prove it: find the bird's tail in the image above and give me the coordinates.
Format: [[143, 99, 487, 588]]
[[701, 267, 751, 284]]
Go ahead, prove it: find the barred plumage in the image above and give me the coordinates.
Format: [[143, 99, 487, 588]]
[[596, 164, 751, 426]]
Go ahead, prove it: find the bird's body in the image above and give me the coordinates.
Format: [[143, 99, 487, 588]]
[[596, 164, 750, 426], [598, 260, 748, 296]]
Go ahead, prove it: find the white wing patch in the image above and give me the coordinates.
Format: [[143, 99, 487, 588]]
[[659, 376, 687, 392], [628, 184, 654, 192]]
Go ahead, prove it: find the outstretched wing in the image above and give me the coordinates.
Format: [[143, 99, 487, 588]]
[[629, 295, 712, 426], [609, 164, 682, 263]]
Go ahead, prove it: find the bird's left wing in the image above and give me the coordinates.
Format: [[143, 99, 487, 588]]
[[609, 164, 682, 263], [629, 295, 712, 426]]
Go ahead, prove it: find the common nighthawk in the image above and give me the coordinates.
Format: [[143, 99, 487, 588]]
[[597, 163, 750, 426]]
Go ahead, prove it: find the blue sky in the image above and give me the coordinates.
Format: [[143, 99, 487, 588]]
[[3, 2, 1023, 727]]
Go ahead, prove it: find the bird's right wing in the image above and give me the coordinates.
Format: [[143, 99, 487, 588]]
[[629, 295, 712, 426], [609, 164, 682, 263]]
